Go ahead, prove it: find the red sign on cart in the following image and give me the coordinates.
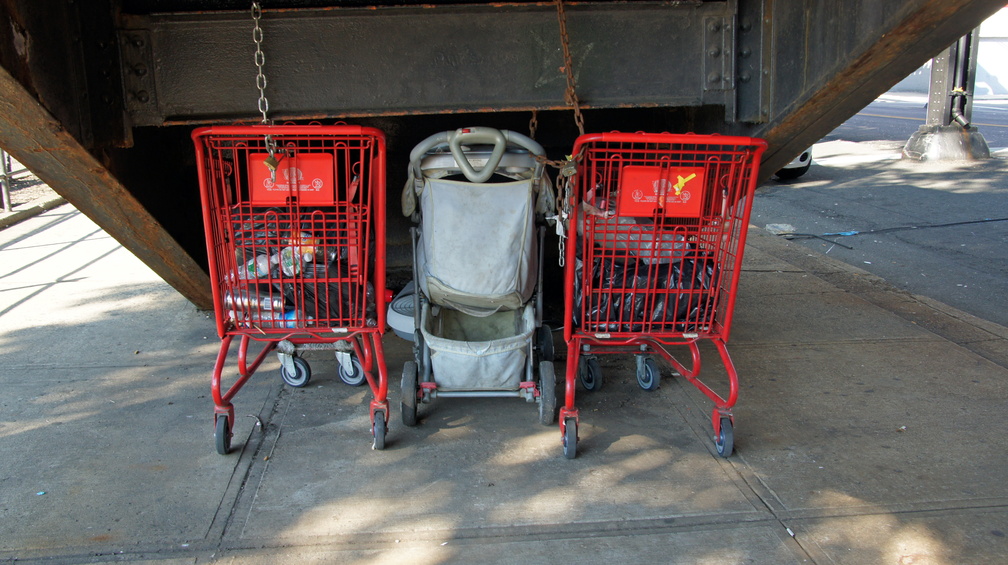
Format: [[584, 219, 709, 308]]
[[618, 165, 705, 217], [249, 152, 335, 205]]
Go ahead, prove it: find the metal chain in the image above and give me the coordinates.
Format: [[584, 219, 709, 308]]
[[251, 2, 271, 125], [555, 0, 584, 137]]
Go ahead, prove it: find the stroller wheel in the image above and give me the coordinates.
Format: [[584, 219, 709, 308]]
[[538, 324, 555, 362], [538, 361, 556, 425], [401, 361, 419, 427]]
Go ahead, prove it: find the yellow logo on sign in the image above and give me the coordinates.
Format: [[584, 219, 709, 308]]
[[674, 173, 697, 195]]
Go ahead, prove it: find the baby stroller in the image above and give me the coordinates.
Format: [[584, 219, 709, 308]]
[[400, 127, 557, 427]]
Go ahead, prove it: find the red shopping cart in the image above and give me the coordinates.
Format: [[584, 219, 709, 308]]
[[192, 124, 389, 453], [560, 132, 767, 459]]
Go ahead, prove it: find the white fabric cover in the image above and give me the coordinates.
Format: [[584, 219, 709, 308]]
[[421, 303, 534, 391], [417, 177, 537, 315]]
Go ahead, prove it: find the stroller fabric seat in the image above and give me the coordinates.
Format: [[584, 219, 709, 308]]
[[417, 176, 537, 316]]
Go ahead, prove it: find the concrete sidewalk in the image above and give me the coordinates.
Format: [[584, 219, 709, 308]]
[[1, 200, 1006, 564]]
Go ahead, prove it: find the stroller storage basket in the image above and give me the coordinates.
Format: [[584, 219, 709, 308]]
[[421, 303, 535, 392]]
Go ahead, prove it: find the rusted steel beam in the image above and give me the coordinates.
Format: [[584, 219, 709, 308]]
[[754, 0, 1006, 179], [118, 1, 737, 125], [0, 64, 213, 309]]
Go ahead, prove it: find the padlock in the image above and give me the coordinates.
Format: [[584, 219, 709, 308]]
[[263, 153, 280, 182], [560, 160, 577, 177]]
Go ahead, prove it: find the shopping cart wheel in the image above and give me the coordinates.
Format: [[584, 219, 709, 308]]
[[280, 356, 311, 388], [214, 416, 231, 455], [538, 324, 555, 362], [579, 356, 603, 392], [637, 357, 661, 391], [562, 418, 578, 459], [401, 361, 418, 427], [338, 355, 367, 387], [538, 361, 556, 425], [715, 418, 734, 458], [372, 411, 387, 450]]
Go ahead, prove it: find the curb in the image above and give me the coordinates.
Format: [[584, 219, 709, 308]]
[[0, 196, 67, 230]]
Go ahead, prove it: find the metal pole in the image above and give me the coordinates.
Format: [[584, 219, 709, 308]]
[[1, 148, 12, 213], [904, 27, 990, 160]]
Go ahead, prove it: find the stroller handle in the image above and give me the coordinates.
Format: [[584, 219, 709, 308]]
[[410, 127, 546, 183]]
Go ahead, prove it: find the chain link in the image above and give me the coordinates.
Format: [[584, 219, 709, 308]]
[[555, 0, 585, 137], [251, 2, 271, 125]]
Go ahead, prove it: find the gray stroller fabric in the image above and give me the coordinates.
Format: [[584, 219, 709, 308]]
[[420, 303, 534, 391], [417, 177, 537, 316]]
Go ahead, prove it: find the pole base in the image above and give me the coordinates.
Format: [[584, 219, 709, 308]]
[[902, 124, 990, 161]]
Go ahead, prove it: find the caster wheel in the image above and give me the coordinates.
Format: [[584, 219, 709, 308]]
[[637, 357, 661, 391], [401, 361, 418, 427], [579, 356, 603, 392], [538, 324, 555, 362], [538, 361, 556, 426], [338, 355, 367, 387], [372, 411, 386, 450], [562, 418, 578, 460], [715, 417, 734, 458], [280, 356, 311, 388], [215, 416, 231, 455]]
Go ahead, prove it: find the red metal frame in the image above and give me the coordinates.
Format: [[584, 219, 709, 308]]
[[561, 131, 766, 451], [192, 124, 389, 447]]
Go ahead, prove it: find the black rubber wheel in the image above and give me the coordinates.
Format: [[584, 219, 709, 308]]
[[637, 357, 661, 391], [538, 361, 556, 426], [372, 412, 386, 450], [775, 160, 811, 180], [337, 355, 367, 386], [538, 324, 555, 362], [280, 356, 311, 388], [579, 356, 603, 392], [715, 417, 734, 458], [215, 416, 231, 455], [401, 361, 418, 427], [562, 418, 578, 460]]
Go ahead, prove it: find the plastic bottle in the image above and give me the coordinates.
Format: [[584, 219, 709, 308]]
[[277, 247, 301, 277], [246, 254, 274, 278]]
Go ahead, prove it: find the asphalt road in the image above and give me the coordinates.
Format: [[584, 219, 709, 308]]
[[756, 94, 1008, 328], [825, 93, 1008, 147]]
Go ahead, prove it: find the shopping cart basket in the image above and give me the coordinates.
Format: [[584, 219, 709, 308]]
[[192, 124, 390, 453], [560, 132, 767, 459]]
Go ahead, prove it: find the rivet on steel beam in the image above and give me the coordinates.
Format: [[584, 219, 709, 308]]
[[132, 37, 146, 49], [740, 20, 752, 32], [133, 64, 148, 76], [739, 72, 751, 83], [741, 47, 752, 58], [709, 22, 721, 32], [135, 91, 150, 103], [708, 47, 721, 58], [708, 72, 721, 84]]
